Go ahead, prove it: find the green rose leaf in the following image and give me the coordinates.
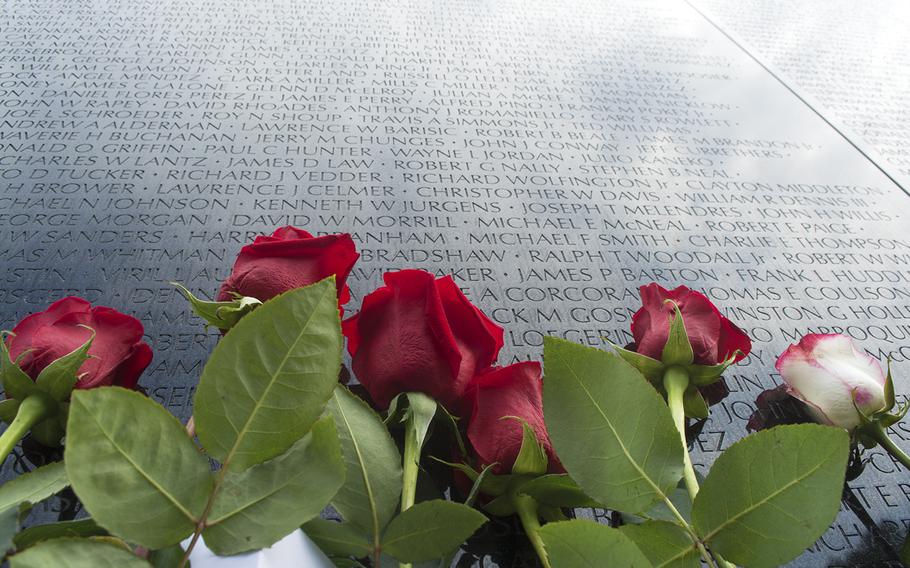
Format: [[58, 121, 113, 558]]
[[9, 538, 150, 568], [302, 519, 372, 558], [692, 424, 850, 568], [380, 500, 487, 563], [328, 385, 402, 546], [148, 544, 187, 568], [194, 278, 342, 471], [0, 505, 19, 556], [14, 518, 106, 550], [65, 388, 213, 549], [543, 337, 684, 513], [172, 282, 261, 331], [538, 520, 650, 567], [0, 461, 68, 512], [202, 416, 345, 555], [34, 330, 93, 401], [0, 335, 37, 401], [517, 474, 598, 508], [331, 558, 367, 568], [618, 521, 699, 568], [628, 481, 693, 525]]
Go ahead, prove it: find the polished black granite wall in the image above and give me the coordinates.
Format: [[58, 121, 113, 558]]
[[1, 0, 909, 565]]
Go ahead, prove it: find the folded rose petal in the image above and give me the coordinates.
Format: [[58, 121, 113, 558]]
[[218, 225, 359, 307]]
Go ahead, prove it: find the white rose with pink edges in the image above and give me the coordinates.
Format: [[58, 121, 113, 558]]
[[776, 333, 887, 431]]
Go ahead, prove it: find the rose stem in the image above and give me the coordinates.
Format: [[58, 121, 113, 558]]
[[869, 423, 910, 470], [510, 493, 552, 568], [663, 367, 737, 568], [0, 394, 54, 468], [398, 408, 421, 568], [663, 366, 700, 499]]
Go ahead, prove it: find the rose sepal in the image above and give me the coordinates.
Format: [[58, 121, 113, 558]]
[[609, 343, 664, 382], [0, 329, 95, 446], [431, 457, 516, 498], [172, 282, 262, 331], [852, 374, 910, 440], [874, 361, 908, 428], [661, 301, 694, 366], [853, 390, 910, 471], [608, 305, 741, 390], [384, 391, 468, 456], [688, 352, 743, 386], [507, 416, 549, 476], [682, 385, 709, 419], [434, 422, 594, 515]]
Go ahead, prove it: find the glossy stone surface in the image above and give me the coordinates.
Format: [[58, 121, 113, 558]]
[[1, 0, 908, 565]]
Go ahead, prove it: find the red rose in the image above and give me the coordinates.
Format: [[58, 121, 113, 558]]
[[342, 269, 503, 411], [218, 226, 359, 307], [466, 362, 562, 474], [8, 297, 152, 390], [631, 283, 751, 365]]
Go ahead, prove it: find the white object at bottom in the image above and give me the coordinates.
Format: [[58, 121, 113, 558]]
[[183, 529, 335, 568]]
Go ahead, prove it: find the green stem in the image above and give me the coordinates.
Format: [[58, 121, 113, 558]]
[[511, 493, 552, 568], [663, 366, 700, 500], [398, 412, 421, 568], [869, 423, 910, 470], [0, 394, 54, 468], [663, 368, 737, 568], [658, 493, 718, 568]]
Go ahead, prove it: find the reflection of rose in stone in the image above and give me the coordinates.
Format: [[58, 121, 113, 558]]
[[748, 384, 865, 481], [746, 385, 811, 432]]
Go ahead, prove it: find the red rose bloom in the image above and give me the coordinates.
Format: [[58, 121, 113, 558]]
[[218, 226, 359, 307], [342, 270, 503, 411], [466, 362, 562, 474], [8, 297, 152, 390], [631, 283, 751, 365]]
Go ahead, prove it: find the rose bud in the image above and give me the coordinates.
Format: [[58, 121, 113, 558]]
[[342, 269, 503, 411], [8, 297, 152, 390], [776, 334, 888, 431], [466, 362, 562, 474], [218, 225, 359, 308], [632, 283, 751, 366]]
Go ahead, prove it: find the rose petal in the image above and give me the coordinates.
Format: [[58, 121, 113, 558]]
[[8, 298, 150, 390], [218, 226, 358, 306], [631, 283, 749, 366], [346, 270, 463, 409], [466, 362, 562, 474]]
